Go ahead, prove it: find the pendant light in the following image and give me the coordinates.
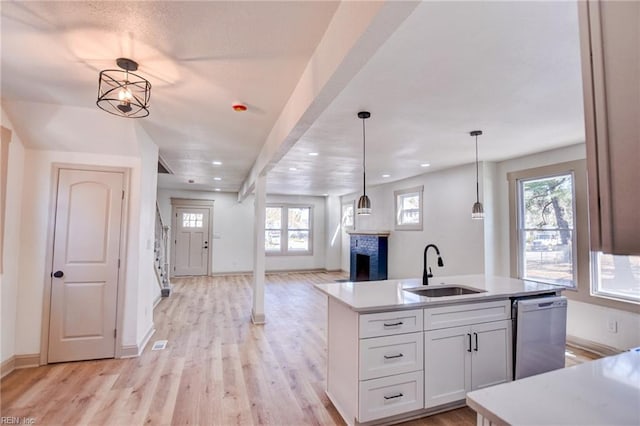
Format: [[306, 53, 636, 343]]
[[470, 130, 484, 220], [356, 111, 372, 215], [97, 58, 151, 118]]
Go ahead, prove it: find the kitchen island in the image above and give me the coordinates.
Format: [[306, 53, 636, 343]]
[[314, 274, 563, 425]]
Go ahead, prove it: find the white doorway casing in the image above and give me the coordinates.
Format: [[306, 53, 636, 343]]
[[170, 198, 214, 277]]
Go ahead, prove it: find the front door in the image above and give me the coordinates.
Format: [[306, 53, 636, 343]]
[[173, 207, 210, 276], [48, 169, 124, 363]]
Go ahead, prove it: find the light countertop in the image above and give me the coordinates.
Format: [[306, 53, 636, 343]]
[[466, 348, 640, 425], [314, 274, 562, 312]]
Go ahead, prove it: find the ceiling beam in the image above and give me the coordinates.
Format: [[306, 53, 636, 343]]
[[238, 0, 420, 201]]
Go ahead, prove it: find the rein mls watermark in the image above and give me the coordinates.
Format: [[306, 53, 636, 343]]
[[0, 417, 36, 425]]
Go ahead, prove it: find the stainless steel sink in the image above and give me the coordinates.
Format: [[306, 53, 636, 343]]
[[403, 285, 485, 297]]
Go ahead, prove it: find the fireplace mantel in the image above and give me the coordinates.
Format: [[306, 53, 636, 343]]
[[347, 230, 390, 237]]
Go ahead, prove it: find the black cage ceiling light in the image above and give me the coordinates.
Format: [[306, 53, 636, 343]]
[[470, 130, 485, 220], [356, 111, 372, 216], [97, 58, 151, 118]]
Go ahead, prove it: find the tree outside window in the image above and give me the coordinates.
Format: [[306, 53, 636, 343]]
[[517, 173, 576, 287]]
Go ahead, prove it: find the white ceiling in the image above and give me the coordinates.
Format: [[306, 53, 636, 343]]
[[1, 1, 585, 197]]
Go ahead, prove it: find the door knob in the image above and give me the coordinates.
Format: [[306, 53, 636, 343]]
[[52, 270, 64, 278]]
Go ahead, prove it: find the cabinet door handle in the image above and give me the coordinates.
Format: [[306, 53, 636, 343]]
[[383, 321, 403, 327], [383, 392, 404, 400], [474, 332, 478, 351], [467, 333, 472, 352], [383, 353, 404, 360]]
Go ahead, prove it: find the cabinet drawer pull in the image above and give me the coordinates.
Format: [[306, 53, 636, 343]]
[[383, 392, 404, 400], [467, 333, 472, 352], [383, 321, 403, 327], [474, 332, 478, 351], [383, 353, 404, 360]]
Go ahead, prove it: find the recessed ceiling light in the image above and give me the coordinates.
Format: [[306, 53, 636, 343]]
[[289, 167, 297, 171], [420, 163, 431, 168], [212, 161, 222, 166], [214, 188, 221, 192], [213, 177, 222, 181], [322, 193, 329, 197], [382, 174, 391, 178], [309, 152, 319, 156]]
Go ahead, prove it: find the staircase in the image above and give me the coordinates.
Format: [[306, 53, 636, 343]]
[[155, 203, 171, 297]]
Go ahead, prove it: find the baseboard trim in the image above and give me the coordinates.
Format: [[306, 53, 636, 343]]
[[153, 293, 162, 308], [567, 335, 621, 357], [1, 357, 15, 379], [208, 268, 344, 277], [119, 345, 139, 358], [138, 325, 156, 355], [1, 354, 40, 379], [251, 309, 266, 325], [119, 325, 156, 359]]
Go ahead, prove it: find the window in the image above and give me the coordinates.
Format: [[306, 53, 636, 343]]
[[265, 205, 312, 255], [516, 173, 576, 287], [592, 253, 640, 303], [394, 186, 423, 230], [341, 201, 354, 230], [182, 212, 203, 228]]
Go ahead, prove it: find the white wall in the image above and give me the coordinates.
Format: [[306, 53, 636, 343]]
[[157, 189, 329, 274], [16, 150, 146, 355], [341, 163, 485, 279], [567, 300, 640, 350], [133, 126, 160, 346], [157, 190, 254, 274], [1, 110, 26, 364]]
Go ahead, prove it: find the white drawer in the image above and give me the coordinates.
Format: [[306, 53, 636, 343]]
[[358, 371, 424, 422], [359, 332, 423, 380], [424, 300, 511, 330], [360, 309, 423, 338]]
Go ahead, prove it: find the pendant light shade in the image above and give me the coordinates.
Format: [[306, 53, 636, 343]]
[[470, 130, 484, 220], [357, 111, 372, 215], [97, 58, 151, 118]]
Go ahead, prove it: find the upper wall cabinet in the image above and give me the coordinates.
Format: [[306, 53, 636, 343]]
[[578, 1, 640, 255]]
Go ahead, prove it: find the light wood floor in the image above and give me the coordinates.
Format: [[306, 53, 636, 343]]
[[1, 272, 598, 425]]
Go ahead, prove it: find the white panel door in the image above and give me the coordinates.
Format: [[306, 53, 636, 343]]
[[471, 320, 512, 391], [48, 169, 124, 363], [173, 207, 210, 276], [424, 325, 471, 408]]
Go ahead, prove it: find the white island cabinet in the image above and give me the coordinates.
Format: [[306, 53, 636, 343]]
[[424, 301, 512, 408], [316, 275, 561, 425]]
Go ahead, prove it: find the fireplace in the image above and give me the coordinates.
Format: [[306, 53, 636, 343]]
[[349, 231, 389, 282], [355, 254, 370, 281]]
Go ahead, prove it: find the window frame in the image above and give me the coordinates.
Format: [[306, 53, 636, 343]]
[[341, 200, 355, 231], [590, 252, 640, 304], [508, 159, 637, 313], [394, 185, 424, 231], [265, 204, 313, 256], [515, 171, 577, 288]]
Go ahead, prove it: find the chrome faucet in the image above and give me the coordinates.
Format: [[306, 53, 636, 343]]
[[423, 244, 444, 285]]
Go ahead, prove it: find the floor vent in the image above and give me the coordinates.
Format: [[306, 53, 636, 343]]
[[151, 340, 168, 351]]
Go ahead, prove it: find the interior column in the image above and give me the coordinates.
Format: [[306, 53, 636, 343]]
[[251, 174, 266, 324]]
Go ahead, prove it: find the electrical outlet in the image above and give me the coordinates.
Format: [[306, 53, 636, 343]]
[[607, 319, 618, 333]]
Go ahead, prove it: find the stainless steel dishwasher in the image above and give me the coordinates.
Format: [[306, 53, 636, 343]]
[[513, 295, 567, 380]]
